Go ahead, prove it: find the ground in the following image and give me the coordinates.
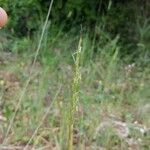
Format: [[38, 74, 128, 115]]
[[0, 51, 149, 150]]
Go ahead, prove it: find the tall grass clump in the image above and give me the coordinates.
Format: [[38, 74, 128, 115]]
[[2, 0, 54, 145]]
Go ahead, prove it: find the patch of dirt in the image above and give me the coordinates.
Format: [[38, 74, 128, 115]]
[[94, 114, 149, 149]]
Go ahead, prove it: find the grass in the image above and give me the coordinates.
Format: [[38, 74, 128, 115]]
[[66, 37, 82, 150], [0, 16, 150, 150], [0, 35, 149, 149], [1, 0, 54, 145]]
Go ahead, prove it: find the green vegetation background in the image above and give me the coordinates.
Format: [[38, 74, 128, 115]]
[[0, 1, 150, 149], [0, 0, 149, 63]]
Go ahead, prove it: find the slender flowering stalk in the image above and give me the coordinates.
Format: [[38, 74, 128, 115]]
[[67, 37, 82, 150]]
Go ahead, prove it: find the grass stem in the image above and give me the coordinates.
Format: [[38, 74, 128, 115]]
[[66, 37, 82, 150]]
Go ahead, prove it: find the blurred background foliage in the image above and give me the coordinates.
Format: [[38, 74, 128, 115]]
[[0, 1, 150, 148], [0, 0, 150, 63]]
